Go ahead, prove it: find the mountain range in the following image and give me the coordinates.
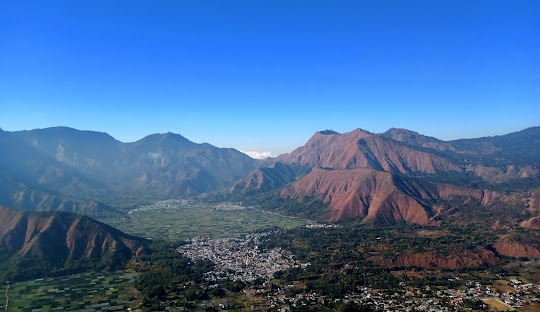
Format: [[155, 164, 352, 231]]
[[1, 126, 539, 227], [235, 127, 540, 226], [0, 127, 257, 212]]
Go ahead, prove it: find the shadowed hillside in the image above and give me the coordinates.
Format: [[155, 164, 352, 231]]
[[0, 206, 148, 282], [0, 127, 258, 209]]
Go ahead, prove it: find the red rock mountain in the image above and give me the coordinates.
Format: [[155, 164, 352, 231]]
[[238, 129, 467, 224], [0, 206, 147, 281], [281, 168, 433, 224], [277, 129, 461, 174], [279, 167, 532, 225], [237, 128, 537, 225], [493, 238, 540, 259], [370, 248, 499, 270]]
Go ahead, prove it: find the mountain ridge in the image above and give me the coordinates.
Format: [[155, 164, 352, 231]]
[[235, 126, 539, 225], [2, 125, 539, 226], [0, 127, 258, 210], [0, 206, 148, 282]]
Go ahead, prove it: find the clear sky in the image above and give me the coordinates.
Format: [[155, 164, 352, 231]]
[[1, 1, 539, 156]]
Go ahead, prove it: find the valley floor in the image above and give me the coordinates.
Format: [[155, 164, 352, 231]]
[[4, 199, 540, 312], [98, 199, 306, 241]]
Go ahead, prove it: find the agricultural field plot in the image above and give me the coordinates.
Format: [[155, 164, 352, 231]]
[[518, 303, 540, 312], [1, 271, 141, 312], [492, 280, 519, 293], [100, 202, 306, 241], [481, 298, 514, 311], [0, 284, 6, 312]]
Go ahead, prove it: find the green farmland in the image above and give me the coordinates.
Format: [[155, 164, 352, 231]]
[[0, 271, 141, 312], [99, 203, 305, 241]]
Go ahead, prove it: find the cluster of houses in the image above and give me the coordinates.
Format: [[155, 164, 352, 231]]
[[209, 202, 253, 211], [305, 221, 341, 229], [176, 230, 539, 311], [254, 277, 540, 311], [485, 278, 538, 309], [263, 290, 453, 311], [128, 199, 253, 215], [178, 233, 309, 283], [127, 199, 192, 214]]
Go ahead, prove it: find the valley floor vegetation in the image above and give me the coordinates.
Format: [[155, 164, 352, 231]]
[[98, 199, 306, 241], [2, 199, 540, 312], [0, 271, 140, 312], [128, 220, 540, 311]]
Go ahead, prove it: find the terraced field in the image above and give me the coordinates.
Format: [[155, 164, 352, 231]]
[[0, 271, 141, 311]]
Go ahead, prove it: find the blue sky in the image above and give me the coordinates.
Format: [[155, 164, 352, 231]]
[[1, 1, 539, 156]]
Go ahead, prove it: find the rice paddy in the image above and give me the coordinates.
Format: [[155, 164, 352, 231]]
[[0, 271, 141, 312], [99, 201, 306, 241]]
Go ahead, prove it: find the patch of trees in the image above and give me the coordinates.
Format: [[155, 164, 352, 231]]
[[132, 240, 214, 310], [508, 228, 540, 249], [439, 201, 533, 229], [261, 224, 508, 297]]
